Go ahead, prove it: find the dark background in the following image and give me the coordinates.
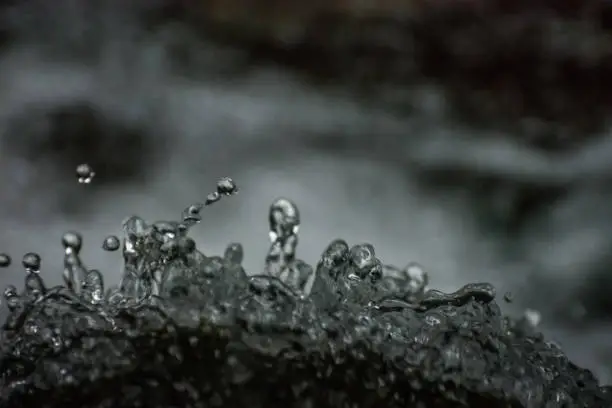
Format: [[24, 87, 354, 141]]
[[1, 0, 612, 383]]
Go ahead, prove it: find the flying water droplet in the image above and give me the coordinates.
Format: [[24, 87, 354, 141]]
[[0, 253, 11, 268], [182, 203, 204, 227], [205, 192, 221, 206], [62, 231, 83, 254], [102, 235, 120, 251], [22, 252, 41, 274], [268, 198, 300, 243], [216, 177, 238, 196], [76, 163, 95, 184]]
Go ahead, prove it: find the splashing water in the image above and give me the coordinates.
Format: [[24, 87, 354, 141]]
[[0, 180, 494, 320], [0, 179, 609, 407]]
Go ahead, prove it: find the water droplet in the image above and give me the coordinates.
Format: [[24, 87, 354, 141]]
[[268, 198, 300, 243], [24, 271, 46, 299], [0, 253, 11, 268], [62, 231, 83, 254], [22, 252, 41, 273], [216, 177, 238, 196], [102, 235, 120, 251], [76, 163, 95, 184], [205, 192, 221, 206], [182, 203, 203, 226]]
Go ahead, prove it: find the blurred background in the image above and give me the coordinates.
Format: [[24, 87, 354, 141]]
[[1, 0, 612, 382]]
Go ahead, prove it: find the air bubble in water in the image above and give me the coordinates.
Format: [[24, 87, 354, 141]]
[[216, 177, 238, 196], [22, 252, 41, 274], [102, 235, 120, 251], [0, 253, 11, 267], [76, 163, 95, 184]]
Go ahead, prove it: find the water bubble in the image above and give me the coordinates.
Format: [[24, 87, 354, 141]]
[[76, 163, 95, 184], [216, 177, 238, 196], [102, 235, 120, 251], [0, 253, 11, 268], [22, 252, 41, 273], [62, 231, 83, 254]]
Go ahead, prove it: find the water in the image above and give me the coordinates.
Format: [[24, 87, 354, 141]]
[[0, 0, 611, 385], [0, 196, 608, 406]]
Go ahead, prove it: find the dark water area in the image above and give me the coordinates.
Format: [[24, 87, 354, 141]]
[[1, 0, 612, 404]]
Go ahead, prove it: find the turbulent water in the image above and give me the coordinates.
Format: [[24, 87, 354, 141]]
[[0, 0, 612, 387], [0, 192, 609, 407]]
